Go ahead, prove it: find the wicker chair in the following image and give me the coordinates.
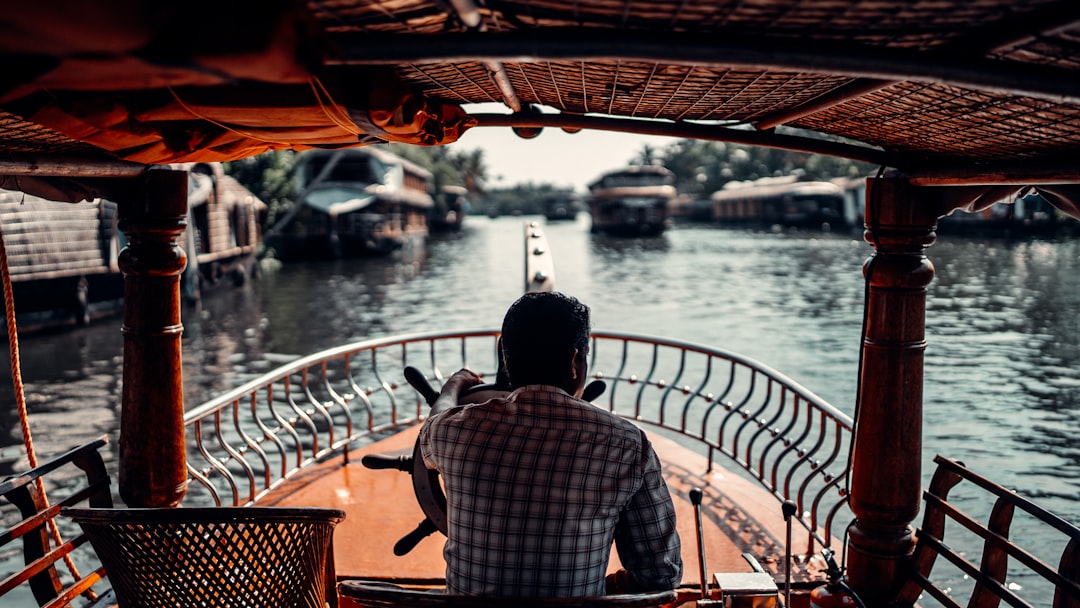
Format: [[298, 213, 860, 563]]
[[63, 506, 345, 608], [337, 581, 677, 608]]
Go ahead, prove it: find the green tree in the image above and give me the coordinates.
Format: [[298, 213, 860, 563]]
[[224, 150, 297, 227], [386, 143, 464, 193], [656, 134, 876, 196], [632, 144, 659, 167], [449, 148, 488, 195]]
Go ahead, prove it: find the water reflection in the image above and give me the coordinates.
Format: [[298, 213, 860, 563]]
[[925, 236, 1080, 519]]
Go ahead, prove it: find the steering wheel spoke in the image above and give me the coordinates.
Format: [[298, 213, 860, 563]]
[[394, 517, 441, 556], [360, 453, 413, 472]]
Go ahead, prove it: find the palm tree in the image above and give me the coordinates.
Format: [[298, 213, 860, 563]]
[[633, 144, 657, 166], [450, 148, 488, 195]]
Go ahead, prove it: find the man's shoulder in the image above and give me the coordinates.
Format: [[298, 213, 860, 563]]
[[554, 395, 646, 436]]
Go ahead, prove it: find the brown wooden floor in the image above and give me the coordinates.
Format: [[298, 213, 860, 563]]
[[262, 424, 819, 591]]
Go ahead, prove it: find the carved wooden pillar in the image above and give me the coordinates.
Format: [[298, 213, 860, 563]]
[[116, 169, 189, 508], [846, 173, 944, 605]]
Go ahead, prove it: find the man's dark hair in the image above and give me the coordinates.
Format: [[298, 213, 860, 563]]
[[500, 291, 591, 388]]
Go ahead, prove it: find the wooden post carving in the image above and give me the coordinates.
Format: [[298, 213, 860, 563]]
[[116, 169, 189, 508], [846, 173, 946, 605]]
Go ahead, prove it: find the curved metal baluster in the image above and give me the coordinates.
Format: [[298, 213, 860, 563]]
[[344, 356, 377, 432], [732, 373, 773, 470], [321, 355, 356, 458], [746, 382, 788, 482], [214, 400, 256, 504], [760, 390, 803, 493], [603, 338, 631, 415], [300, 365, 336, 455], [789, 414, 846, 545], [716, 365, 757, 462], [197, 411, 240, 505], [266, 377, 305, 472], [186, 459, 221, 506], [656, 346, 687, 427], [230, 396, 270, 501], [251, 386, 290, 481], [797, 418, 846, 519], [784, 411, 831, 503], [282, 368, 319, 456], [633, 342, 661, 420], [187, 421, 224, 506], [773, 398, 814, 495], [370, 348, 399, 425], [699, 357, 737, 445], [816, 473, 852, 552], [680, 355, 712, 438]]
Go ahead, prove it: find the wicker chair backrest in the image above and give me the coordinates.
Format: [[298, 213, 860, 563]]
[[64, 506, 345, 608]]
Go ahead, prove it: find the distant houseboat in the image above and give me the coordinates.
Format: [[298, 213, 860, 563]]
[[587, 165, 676, 236], [709, 175, 850, 229], [429, 185, 468, 233], [936, 191, 1076, 237], [0, 163, 265, 332], [541, 191, 581, 221], [0, 191, 122, 331], [267, 148, 434, 259], [181, 162, 267, 301]]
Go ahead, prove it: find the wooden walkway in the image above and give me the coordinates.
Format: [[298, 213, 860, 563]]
[[262, 423, 811, 591]]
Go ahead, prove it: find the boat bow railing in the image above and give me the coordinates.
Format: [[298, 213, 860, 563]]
[[183, 329, 853, 556]]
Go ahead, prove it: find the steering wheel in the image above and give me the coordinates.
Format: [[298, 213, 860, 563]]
[[361, 366, 605, 556]]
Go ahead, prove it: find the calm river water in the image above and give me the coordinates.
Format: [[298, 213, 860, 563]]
[[2, 214, 1078, 602]]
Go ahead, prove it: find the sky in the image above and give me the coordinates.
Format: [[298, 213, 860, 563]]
[[446, 104, 681, 193]]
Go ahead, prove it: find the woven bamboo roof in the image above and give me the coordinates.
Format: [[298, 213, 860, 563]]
[[1, 1, 1080, 198]]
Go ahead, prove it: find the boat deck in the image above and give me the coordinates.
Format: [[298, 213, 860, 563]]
[[262, 423, 812, 591]]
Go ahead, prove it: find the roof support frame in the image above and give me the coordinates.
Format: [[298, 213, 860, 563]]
[[471, 112, 1080, 185], [329, 29, 1080, 104]]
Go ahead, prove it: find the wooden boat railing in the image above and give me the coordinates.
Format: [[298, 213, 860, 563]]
[[0, 436, 114, 608], [182, 329, 854, 556], [900, 456, 1080, 608]]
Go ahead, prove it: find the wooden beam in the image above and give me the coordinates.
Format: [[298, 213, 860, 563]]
[[471, 113, 890, 166], [752, 79, 894, 131], [0, 154, 146, 177]]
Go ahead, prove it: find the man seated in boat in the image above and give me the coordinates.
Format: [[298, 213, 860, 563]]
[[418, 291, 683, 597]]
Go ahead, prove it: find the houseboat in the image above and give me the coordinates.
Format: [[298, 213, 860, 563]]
[[935, 190, 1078, 238], [587, 166, 676, 236], [266, 148, 435, 259], [541, 191, 581, 221], [1, 2, 1079, 608], [428, 185, 469, 233], [0, 190, 122, 332], [709, 175, 850, 230], [0, 162, 263, 332], [180, 162, 267, 301]]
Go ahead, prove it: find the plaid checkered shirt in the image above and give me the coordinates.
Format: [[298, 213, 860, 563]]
[[418, 384, 683, 597]]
